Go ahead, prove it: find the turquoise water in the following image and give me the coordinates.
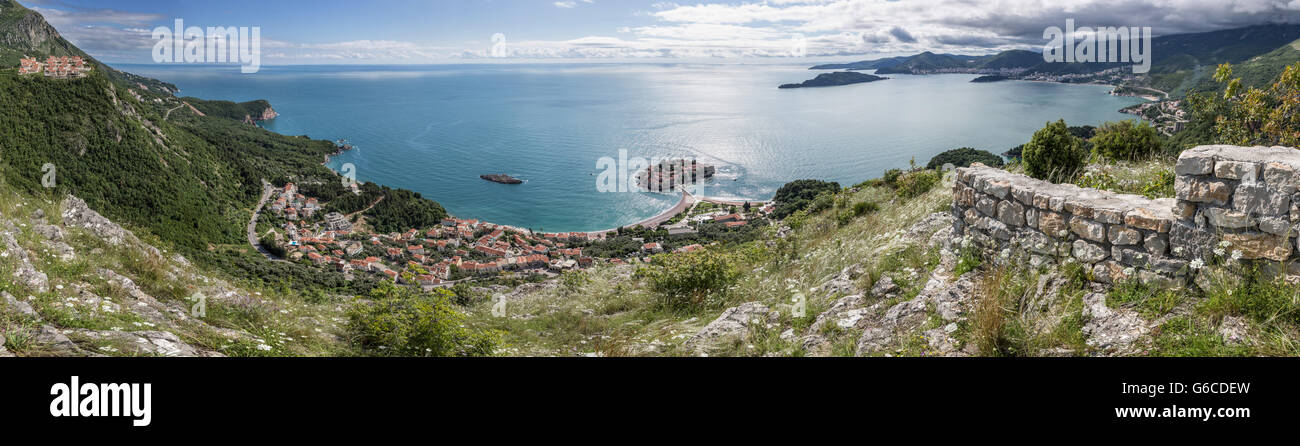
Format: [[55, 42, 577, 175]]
[[119, 63, 1144, 232]]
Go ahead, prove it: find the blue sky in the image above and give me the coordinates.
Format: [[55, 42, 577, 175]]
[[20, 0, 1300, 64]]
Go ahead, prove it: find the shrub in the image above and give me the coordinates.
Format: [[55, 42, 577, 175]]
[[926, 147, 1004, 169], [807, 193, 835, 214], [882, 169, 903, 187], [895, 169, 941, 198], [852, 201, 879, 216], [1022, 119, 1087, 182], [636, 250, 740, 308], [1091, 120, 1162, 161], [346, 284, 498, 356], [772, 179, 841, 219]]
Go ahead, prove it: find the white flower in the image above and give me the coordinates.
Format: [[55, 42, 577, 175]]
[[1000, 249, 1011, 259], [1219, 240, 1232, 248], [256, 343, 272, 351], [1231, 250, 1243, 261], [1057, 230, 1069, 238], [1189, 259, 1205, 270], [1213, 248, 1226, 257], [1122, 267, 1136, 277]]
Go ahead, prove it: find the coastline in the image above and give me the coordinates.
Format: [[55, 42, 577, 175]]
[[321, 147, 773, 235]]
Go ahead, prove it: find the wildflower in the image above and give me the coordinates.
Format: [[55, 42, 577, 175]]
[[1213, 248, 1226, 257], [1000, 249, 1011, 259], [1122, 267, 1136, 277], [1056, 230, 1069, 238], [1219, 240, 1232, 249], [1231, 250, 1243, 261], [256, 343, 272, 351], [1189, 259, 1205, 270]]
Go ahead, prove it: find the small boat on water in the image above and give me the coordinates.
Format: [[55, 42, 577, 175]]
[[481, 174, 523, 185]]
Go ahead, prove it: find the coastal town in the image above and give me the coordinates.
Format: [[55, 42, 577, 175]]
[[257, 180, 772, 290], [17, 55, 92, 78]]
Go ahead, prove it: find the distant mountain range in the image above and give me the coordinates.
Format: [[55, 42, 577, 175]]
[[810, 24, 1300, 97]]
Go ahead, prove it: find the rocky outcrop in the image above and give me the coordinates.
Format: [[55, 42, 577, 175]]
[[3, 220, 50, 293], [61, 195, 136, 246], [682, 302, 778, 355], [1081, 293, 1150, 356], [243, 106, 279, 124], [67, 329, 213, 357]]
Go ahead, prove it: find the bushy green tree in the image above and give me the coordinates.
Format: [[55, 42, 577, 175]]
[[1091, 120, 1162, 161], [636, 249, 739, 308], [926, 147, 1004, 169], [345, 284, 498, 356], [772, 179, 841, 219], [1022, 119, 1086, 182], [1187, 62, 1300, 147]]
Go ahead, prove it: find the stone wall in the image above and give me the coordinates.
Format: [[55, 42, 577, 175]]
[[952, 145, 1300, 287], [1171, 145, 1299, 268]]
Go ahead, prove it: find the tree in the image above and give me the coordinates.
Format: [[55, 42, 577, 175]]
[[926, 147, 1004, 169], [1091, 120, 1162, 161], [1187, 62, 1300, 147], [772, 179, 841, 219], [1022, 119, 1086, 182]]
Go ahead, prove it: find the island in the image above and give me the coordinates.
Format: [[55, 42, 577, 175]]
[[481, 174, 523, 184], [970, 75, 1010, 83], [779, 72, 887, 89], [636, 159, 716, 192]]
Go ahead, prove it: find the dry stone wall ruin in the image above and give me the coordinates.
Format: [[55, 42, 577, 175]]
[[951, 145, 1300, 287]]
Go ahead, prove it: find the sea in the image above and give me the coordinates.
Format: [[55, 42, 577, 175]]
[[118, 62, 1145, 232]]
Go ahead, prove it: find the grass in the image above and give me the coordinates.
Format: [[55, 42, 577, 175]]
[[1107, 280, 1185, 318], [463, 173, 955, 356], [970, 257, 1091, 357], [1075, 157, 1177, 199]]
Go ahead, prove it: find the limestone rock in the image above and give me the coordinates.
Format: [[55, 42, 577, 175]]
[[1081, 293, 1149, 355], [3, 291, 40, 320], [682, 302, 776, 354], [61, 195, 136, 246]]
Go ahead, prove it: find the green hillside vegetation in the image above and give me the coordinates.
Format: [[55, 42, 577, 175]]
[[186, 98, 275, 121], [876, 52, 977, 74], [926, 147, 1004, 169], [0, 5, 448, 295]]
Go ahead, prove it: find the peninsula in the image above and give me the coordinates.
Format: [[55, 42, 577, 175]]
[[779, 72, 887, 89]]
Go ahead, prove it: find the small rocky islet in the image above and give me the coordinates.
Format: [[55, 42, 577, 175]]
[[480, 174, 523, 184]]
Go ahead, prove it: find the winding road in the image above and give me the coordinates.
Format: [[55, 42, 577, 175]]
[[248, 180, 282, 261]]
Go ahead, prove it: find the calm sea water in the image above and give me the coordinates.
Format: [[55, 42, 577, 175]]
[[120, 63, 1143, 232]]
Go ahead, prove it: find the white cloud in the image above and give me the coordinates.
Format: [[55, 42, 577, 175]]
[[34, 0, 1300, 63]]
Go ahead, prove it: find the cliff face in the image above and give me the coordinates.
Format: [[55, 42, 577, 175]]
[[259, 105, 279, 121], [242, 106, 278, 125]]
